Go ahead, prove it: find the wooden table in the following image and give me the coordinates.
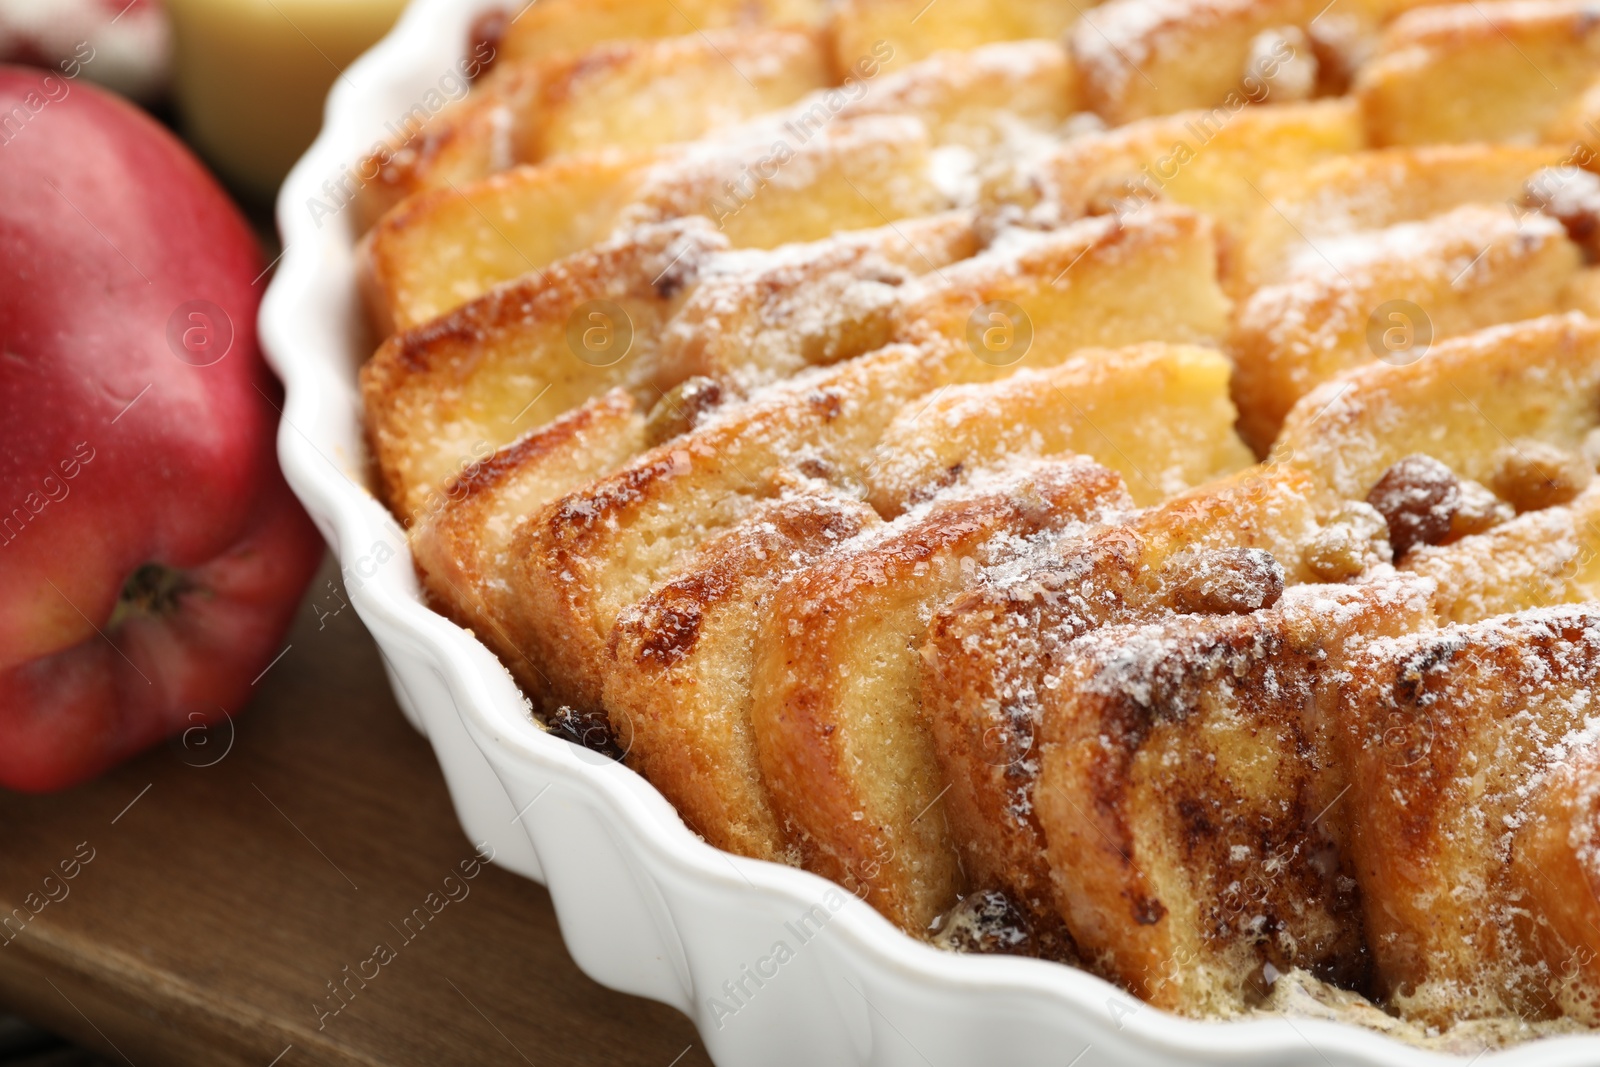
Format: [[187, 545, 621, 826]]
[[0, 556, 713, 1067]]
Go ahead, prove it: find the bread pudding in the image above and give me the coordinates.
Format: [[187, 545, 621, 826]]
[[355, 0, 1600, 1046]]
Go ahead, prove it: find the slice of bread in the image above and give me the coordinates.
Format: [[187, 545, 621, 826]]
[[921, 463, 1391, 933], [1336, 606, 1600, 1023], [361, 149, 658, 334], [993, 100, 1363, 236], [409, 390, 646, 700], [1358, 0, 1600, 145], [362, 220, 723, 518], [1275, 313, 1600, 501], [1230, 205, 1581, 452], [605, 480, 880, 862], [1230, 144, 1569, 298], [866, 342, 1253, 513], [1035, 580, 1434, 1015], [750, 458, 1132, 931]]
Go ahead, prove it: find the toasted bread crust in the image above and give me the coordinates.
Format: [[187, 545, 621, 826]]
[[1336, 608, 1600, 1023], [409, 390, 646, 699], [920, 463, 1390, 928], [1229, 205, 1581, 452], [362, 221, 724, 519], [750, 459, 1132, 930], [1036, 582, 1435, 1015], [1276, 313, 1600, 500], [606, 483, 878, 862]]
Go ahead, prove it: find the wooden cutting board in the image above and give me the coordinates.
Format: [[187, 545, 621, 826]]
[[0, 556, 713, 1067]]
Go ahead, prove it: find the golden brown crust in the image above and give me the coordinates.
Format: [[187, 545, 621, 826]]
[[1035, 581, 1435, 1015], [362, 220, 724, 519], [409, 391, 646, 700], [920, 463, 1386, 935], [1358, 0, 1600, 146], [1275, 313, 1600, 501], [1229, 205, 1581, 452], [605, 483, 879, 863], [749, 459, 1132, 931], [1336, 607, 1600, 1023]]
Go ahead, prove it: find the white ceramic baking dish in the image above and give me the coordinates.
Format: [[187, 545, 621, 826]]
[[259, 2, 1600, 1063]]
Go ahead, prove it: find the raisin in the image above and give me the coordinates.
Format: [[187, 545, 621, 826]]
[[547, 705, 624, 761], [1243, 26, 1315, 103], [466, 9, 509, 81], [1522, 166, 1600, 261], [644, 376, 723, 446], [929, 889, 1035, 957], [1490, 440, 1592, 513], [1305, 503, 1391, 581], [1365, 455, 1508, 557], [1166, 548, 1285, 615], [1305, 18, 1362, 97], [652, 238, 708, 298]]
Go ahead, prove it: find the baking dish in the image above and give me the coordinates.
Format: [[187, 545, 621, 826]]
[[258, 2, 1600, 1062]]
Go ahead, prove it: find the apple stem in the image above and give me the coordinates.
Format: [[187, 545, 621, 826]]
[[110, 563, 193, 627]]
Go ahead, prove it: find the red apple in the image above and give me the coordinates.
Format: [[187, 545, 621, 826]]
[[0, 65, 323, 791]]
